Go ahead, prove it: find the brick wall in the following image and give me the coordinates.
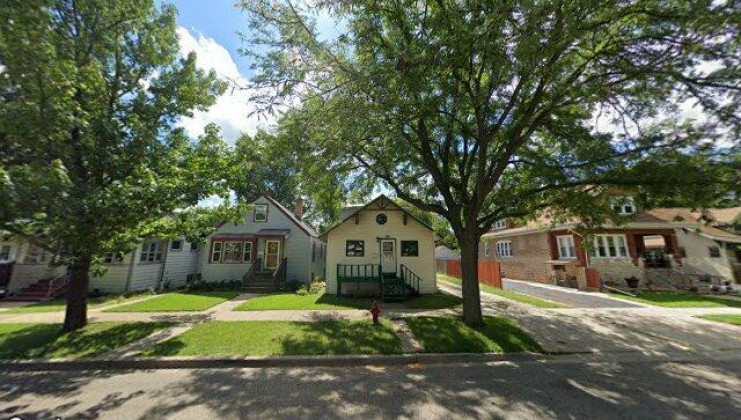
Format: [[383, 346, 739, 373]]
[[484, 233, 554, 283]]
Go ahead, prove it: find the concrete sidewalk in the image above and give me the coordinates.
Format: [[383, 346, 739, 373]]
[[439, 281, 741, 357]]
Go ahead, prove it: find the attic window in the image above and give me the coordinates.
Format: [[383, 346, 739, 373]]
[[254, 204, 268, 222], [493, 220, 506, 229], [611, 197, 636, 215]]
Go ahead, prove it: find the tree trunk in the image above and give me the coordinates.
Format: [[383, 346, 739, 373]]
[[458, 231, 484, 328], [63, 256, 92, 332]]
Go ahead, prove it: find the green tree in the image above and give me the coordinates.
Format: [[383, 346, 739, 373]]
[[242, 0, 741, 326], [0, 0, 238, 331]]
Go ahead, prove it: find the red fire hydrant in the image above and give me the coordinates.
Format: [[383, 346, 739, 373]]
[[369, 301, 381, 325]]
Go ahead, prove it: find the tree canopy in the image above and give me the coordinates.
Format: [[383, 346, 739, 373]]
[[0, 0, 240, 331], [242, 0, 741, 326]]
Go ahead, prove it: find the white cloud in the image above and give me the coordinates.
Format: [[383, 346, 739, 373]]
[[176, 27, 274, 145]]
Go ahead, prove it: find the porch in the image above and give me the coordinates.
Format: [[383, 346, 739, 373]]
[[336, 264, 421, 302], [207, 230, 289, 291]]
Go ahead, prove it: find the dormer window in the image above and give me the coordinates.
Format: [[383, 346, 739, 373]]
[[611, 197, 636, 215], [254, 204, 268, 222], [493, 220, 507, 229]]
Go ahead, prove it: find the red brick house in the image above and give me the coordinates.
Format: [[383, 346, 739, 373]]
[[480, 203, 741, 290]]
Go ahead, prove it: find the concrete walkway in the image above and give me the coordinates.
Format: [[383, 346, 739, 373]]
[[440, 281, 741, 357], [502, 278, 641, 308]]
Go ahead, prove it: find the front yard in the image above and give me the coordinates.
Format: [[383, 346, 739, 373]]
[[233, 289, 462, 311], [405, 316, 543, 353], [143, 320, 403, 356], [0, 322, 169, 359], [1, 292, 154, 314], [105, 291, 240, 312], [610, 292, 741, 308], [437, 274, 566, 308]]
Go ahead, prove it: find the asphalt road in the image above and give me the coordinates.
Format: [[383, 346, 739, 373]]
[[502, 279, 641, 308], [2, 358, 740, 419]]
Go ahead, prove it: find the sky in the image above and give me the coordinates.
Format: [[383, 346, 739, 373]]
[[164, 0, 341, 146]]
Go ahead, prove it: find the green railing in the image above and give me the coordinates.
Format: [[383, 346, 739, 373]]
[[336, 264, 382, 296], [399, 264, 421, 295]]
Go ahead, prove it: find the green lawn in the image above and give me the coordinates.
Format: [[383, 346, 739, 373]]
[[610, 292, 741, 308], [0, 322, 168, 360], [233, 289, 462, 311], [143, 320, 402, 356], [437, 274, 566, 308], [405, 316, 543, 354], [105, 291, 240, 312], [1, 292, 155, 314], [697, 314, 741, 326]]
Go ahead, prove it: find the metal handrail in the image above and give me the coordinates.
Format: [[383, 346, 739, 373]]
[[241, 260, 258, 288], [47, 271, 70, 298], [399, 264, 421, 294], [272, 257, 287, 289]]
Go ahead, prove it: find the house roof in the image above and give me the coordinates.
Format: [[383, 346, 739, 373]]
[[321, 194, 433, 238], [214, 195, 318, 237], [481, 207, 741, 243], [260, 196, 318, 237]]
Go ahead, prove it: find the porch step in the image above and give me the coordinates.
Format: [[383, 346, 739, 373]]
[[6, 278, 68, 302]]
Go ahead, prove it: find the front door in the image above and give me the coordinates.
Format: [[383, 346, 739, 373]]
[[380, 239, 396, 274], [265, 240, 281, 270]]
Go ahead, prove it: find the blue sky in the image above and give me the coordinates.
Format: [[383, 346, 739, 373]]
[[167, 0, 253, 76], [162, 0, 342, 146]]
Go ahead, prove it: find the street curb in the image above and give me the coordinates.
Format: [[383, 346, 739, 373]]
[[0, 352, 548, 371]]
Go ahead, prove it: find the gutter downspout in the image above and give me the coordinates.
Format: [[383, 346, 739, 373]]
[[157, 241, 170, 291], [123, 246, 137, 293]]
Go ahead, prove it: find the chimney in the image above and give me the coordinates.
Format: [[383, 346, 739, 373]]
[[295, 197, 304, 219]]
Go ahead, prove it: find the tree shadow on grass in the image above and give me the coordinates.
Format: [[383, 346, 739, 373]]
[[0, 322, 168, 359], [278, 320, 402, 355], [404, 316, 543, 354]]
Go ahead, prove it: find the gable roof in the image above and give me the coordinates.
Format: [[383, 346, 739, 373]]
[[215, 195, 318, 237], [321, 194, 433, 238], [260, 195, 318, 237]]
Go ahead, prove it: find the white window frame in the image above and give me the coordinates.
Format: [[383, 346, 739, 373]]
[[592, 234, 629, 258], [556, 235, 577, 259], [611, 197, 636, 215], [170, 240, 183, 251], [493, 220, 507, 229], [0, 244, 12, 262], [254, 204, 268, 222], [140, 241, 164, 264], [496, 241, 513, 258], [24, 244, 49, 264], [189, 242, 199, 252], [103, 253, 124, 265], [483, 241, 491, 256], [243, 241, 252, 262], [211, 241, 223, 263]]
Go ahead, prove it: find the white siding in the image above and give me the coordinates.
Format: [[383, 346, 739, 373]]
[[326, 205, 436, 295], [5, 241, 65, 293], [199, 196, 320, 283], [89, 252, 134, 294], [677, 229, 736, 282], [128, 242, 164, 291], [162, 238, 200, 288]]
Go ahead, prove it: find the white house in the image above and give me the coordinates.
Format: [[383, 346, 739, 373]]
[[199, 195, 325, 289], [323, 195, 436, 299], [0, 235, 201, 300]]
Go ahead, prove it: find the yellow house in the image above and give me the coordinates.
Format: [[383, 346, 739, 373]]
[[323, 195, 436, 300]]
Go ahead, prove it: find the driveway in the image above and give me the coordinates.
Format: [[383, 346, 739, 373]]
[[502, 278, 640, 308]]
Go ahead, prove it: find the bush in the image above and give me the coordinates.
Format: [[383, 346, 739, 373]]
[[186, 280, 242, 292], [308, 280, 325, 294]]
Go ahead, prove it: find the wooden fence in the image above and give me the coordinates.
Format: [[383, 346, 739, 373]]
[[441, 259, 502, 289]]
